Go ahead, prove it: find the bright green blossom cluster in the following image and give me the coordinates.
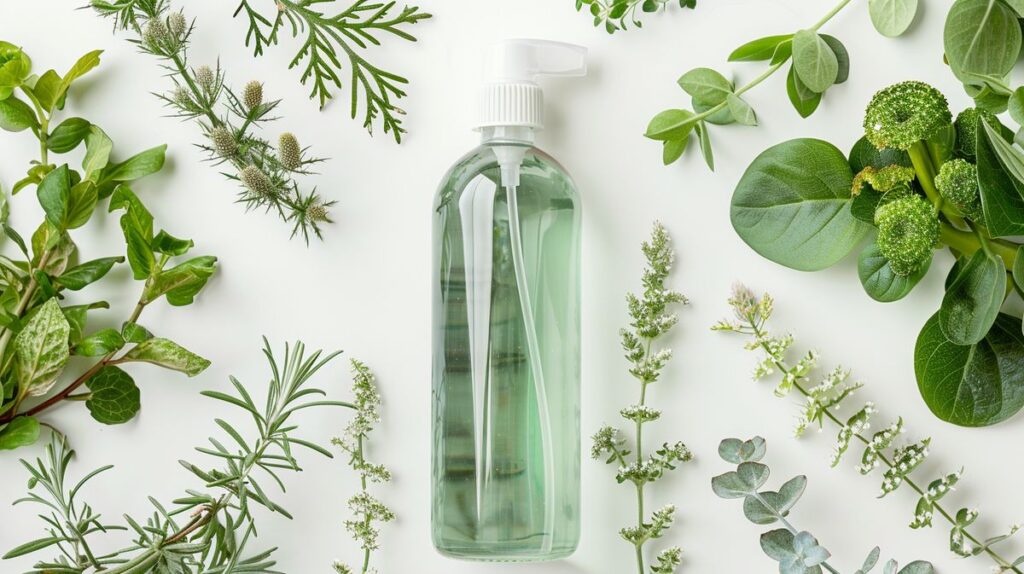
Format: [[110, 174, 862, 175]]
[[863, 81, 952, 151], [935, 159, 981, 219], [875, 195, 939, 276]]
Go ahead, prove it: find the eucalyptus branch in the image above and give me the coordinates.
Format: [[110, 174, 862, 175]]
[[714, 285, 1024, 573], [91, 0, 334, 243], [575, 0, 696, 34], [592, 222, 691, 574], [712, 436, 932, 574], [6, 339, 354, 573], [234, 0, 432, 143]]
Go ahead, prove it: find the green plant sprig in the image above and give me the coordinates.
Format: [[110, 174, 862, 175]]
[[575, 0, 696, 34], [712, 436, 933, 574], [592, 222, 691, 574], [331, 359, 393, 574], [5, 339, 354, 573], [646, 0, 920, 169], [942, 0, 1022, 114], [0, 42, 216, 451], [714, 285, 1024, 573], [90, 0, 334, 243], [234, 0, 431, 143]]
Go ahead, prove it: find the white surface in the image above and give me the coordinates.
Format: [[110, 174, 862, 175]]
[[1, 1, 1020, 573]]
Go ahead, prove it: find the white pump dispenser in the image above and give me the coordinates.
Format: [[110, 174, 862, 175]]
[[476, 39, 587, 188]]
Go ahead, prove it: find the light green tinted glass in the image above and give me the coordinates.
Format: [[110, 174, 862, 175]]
[[431, 142, 581, 561]]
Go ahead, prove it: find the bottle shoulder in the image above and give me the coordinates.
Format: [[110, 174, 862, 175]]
[[434, 144, 579, 208]]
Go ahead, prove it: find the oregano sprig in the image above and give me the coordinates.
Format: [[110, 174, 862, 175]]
[[575, 0, 696, 34], [234, 0, 432, 143], [592, 222, 691, 574], [713, 436, 934, 574], [331, 360, 394, 574], [91, 0, 334, 243], [714, 284, 1024, 573]]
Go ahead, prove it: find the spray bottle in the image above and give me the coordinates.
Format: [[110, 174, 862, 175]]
[[431, 39, 586, 561]]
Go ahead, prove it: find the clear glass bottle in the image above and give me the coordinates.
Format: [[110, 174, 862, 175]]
[[431, 125, 582, 561]]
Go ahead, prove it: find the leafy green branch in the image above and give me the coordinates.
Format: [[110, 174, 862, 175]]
[[234, 0, 431, 143], [5, 339, 354, 573], [90, 0, 333, 243], [575, 0, 696, 34], [592, 222, 691, 574], [712, 436, 933, 574], [714, 285, 1024, 573]]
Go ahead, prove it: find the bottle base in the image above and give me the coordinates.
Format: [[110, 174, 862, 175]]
[[433, 541, 578, 562]]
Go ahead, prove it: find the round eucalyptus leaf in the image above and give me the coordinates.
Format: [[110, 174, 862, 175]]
[[732, 139, 869, 271], [938, 249, 1005, 345], [760, 528, 797, 562], [858, 240, 931, 302], [915, 311, 1024, 427], [868, 0, 919, 37]]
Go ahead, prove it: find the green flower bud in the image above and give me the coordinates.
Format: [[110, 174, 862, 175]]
[[278, 132, 302, 171], [935, 158, 981, 220], [0, 41, 31, 98], [240, 165, 275, 198], [852, 165, 917, 196], [167, 12, 187, 39], [143, 18, 170, 50], [875, 194, 939, 276], [954, 107, 999, 159], [209, 126, 237, 158], [195, 65, 215, 92], [243, 80, 263, 111], [863, 81, 952, 151]]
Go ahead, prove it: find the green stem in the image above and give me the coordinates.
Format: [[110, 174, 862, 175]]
[[747, 321, 1023, 574], [357, 432, 372, 574], [633, 339, 653, 574], [940, 223, 1017, 269], [751, 492, 841, 574]]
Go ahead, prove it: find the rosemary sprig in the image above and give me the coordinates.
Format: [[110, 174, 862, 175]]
[[91, 0, 334, 243], [234, 0, 432, 143], [592, 222, 692, 574], [714, 285, 1024, 574]]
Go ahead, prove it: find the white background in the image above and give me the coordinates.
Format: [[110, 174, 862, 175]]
[[1, 1, 1021, 573]]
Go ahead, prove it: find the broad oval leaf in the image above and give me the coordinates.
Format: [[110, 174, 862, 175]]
[[786, 65, 821, 118], [122, 337, 210, 377], [677, 67, 733, 106], [102, 144, 166, 183], [85, 366, 140, 425], [944, 0, 1021, 83], [0, 96, 38, 132], [56, 256, 123, 291], [74, 328, 125, 357], [976, 121, 1024, 236], [858, 240, 931, 302], [792, 30, 838, 93], [732, 139, 869, 271], [939, 249, 1005, 345], [898, 561, 935, 574], [726, 94, 757, 126], [729, 34, 794, 62], [869, 0, 919, 37], [645, 109, 695, 141], [718, 436, 766, 463], [46, 117, 91, 153], [0, 416, 40, 450], [915, 312, 1024, 426], [14, 298, 70, 397], [760, 528, 798, 562]]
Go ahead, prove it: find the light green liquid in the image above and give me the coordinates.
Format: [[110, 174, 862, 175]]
[[431, 141, 581, 561]]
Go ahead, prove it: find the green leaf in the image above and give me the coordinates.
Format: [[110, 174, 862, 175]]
[[820, 35, 849, 84], [109, 186, 155, 279], [977, 121, 1024, 236], [696, 121, 714, 170], [122, 338, 210, 377], [74, 328, 125, 357], [677, 68, 733, 106], [718, 436, 766, 463], [645, 109, 696, 141], [122, 322, 153, 344], [729, 34, 794, 62], [786, 65, 821, 118], [662, 137, 688, 165], [57, 257, 123, 291], [36, 164, 71, 230], [3, 535, 65, 559], [760, 529, 798, 562], [152, 230, 194, 256], [868, 0, 919, 37], [742, 476, 805, 525], [0, 96, 38, 132], [66, 180, 98, 229], [858, 240, 931, 302], [792, 30, 838, 93], [53, 50, 102, 112], [143, 255, 217, 306], [915, 312, 1024, 426], [46, 117, 91, 153], [85, 366, 140, 424], [731, 139, 869, 271], [939, 249, 1006, 345], [898, 561, 935, 574], [693, 97, 736, 125], [1009, 87, 1024, 127], [0, 416, 39, 450], [982, 122, 1024, 183], [82, 126, 112, 179], [102, 144, 166, 183], [1013, 246, 1024, 294], [944, 0, 1021, 84], [13, 298, 70, 397], [726, 94, 757, 126], [27, 70, 61, 111]]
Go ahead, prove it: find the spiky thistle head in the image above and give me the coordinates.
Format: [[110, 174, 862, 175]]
[[209, 126, 237, 158], [875, 194, 939, 276], [863, 81, 952, 151], [167, 11, 187, 39], [305, 200, 330, 223], [243, 80, 263, 111], [240, 165, 275, 198], [955, 107, 999, 159], [935, 159, 981, 220], [278, 132, 302, 171], [142, 17, 171, 50], [194, 65, 215, 92]]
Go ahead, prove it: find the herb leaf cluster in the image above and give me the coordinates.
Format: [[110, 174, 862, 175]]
[[712, 436, 934, 574], [4, 339, 352, 574], [645, 0, 918, 169], [943, 0, 1023, 113], [715, 286, 1024, 573], [575, 0, 696, 34], [592, 222, 691, 574], [90, 0, 334, 243], [0, 42, 215, 451], [728, 79, 1024, 428], [235, 0, 431, 144]]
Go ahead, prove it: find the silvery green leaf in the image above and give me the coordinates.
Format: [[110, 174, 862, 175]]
[[743, 493, 781, 524], [712, 471, 751, 498], [738, 461, 770, 490], [719, 436, 766, 463], [727, 94, 757, 126], [791, 30, 838, 93], [14, 298, 70, 396], [121, 338, 210, 377], [856, 546, 881, 573], [776, 475, 806, 510], [760, 528, 797, 562], [897, 561, 934, 574], [868, 0, 919, 37], [677, 67, 733, 106], [884, 559, 897, 574]]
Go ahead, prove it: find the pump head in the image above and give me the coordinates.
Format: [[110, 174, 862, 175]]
[[476, 39, 587, 132]]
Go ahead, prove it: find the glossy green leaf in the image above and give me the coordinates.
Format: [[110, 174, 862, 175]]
[[52, 50, 102, 112], [677, 67, 733, 106], [977, 122, 1024, 236], [57, 257, 122, 291], [916, 312, 1024, 426], [13, 298, 70, 397], [820, 35, 849, 84], [792, 30, 838, 93], [109, 186, 155, 279], [46, 117, 91, 153], [74, 328, 125, 357], [143, 255, 217, 306], [35, 164, 70, 230], [939, 249, 1006, 345], [944, 0, 1021, 84], [868, 0, 919, 36], [786, 65, 821, 118], [732, 139, 868, 271], [0, 96, 37, 132], [152, 230, 194, 256], [0, 416, 39, 450], [858, 240, 931, 302], [85, 366, 140, 424], [729, 34, 794, 62], [122, 337, 210, 377], [102, 144, 166, 183], [82, 126, 112, 179], [121, 322, 153, 344]]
